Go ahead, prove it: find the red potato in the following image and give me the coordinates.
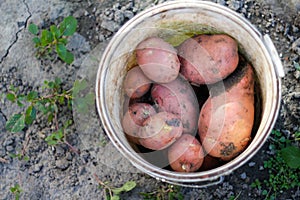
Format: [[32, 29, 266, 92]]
[[138, 112, 183, 150], [151, 74, 199, 135], [178, 34, 239, 85], [123, 66, 152, 99], [198, 58, 255, 160], [168, 134, 204, 172], [122, 103, 156, 144], [199, 154, 222, 171], [136, 37, 180, 83]]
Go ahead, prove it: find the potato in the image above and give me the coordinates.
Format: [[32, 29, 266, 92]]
[[178, 34, 239, 85], [198, 57, 254, 160], [122, 103, 156, 144], [151, 74, 199, 135], [199, 154, 222, 171], [136, 37, 180, 83], [168, 134, 204, 172], [124, 66, 152, 99], [138, 112, 183, 150]]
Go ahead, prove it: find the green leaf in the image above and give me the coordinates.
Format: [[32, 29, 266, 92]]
[[111, 196, 120, 200], [58, 38, 68, 45], [294, 61, 300, 71], [9, 85, 17, 93], [36, 101, 48, 114], [41, 30, 54, 46], [121, 181, 136, 192], [64, 119, 73, 129], [25, 105, 36, 125], [262, 190, 268, 195], [56, 43, 74, 64], [45, 130, 63, 145], [6, 93, 16, 102], [59, 16, 77, 36], [111, 181, 136, 195], [56, 43, 67, 59], [51, 103, 58, 113], [26, 91, 38, 101], [63, 51, 74, 64], [47, 113, 54, 122], [17, 100, 24, 107], [23, 156, 30, 161], [73, 93, 95, 114], [50, 25, 61, 39], [45, 138, 58, 146], [72, 79, 88, 97], [28, 24, 39, 35], [281, 146, 300, 169], [58, 96, 65, 105], [47, 81, 55, 89], [55, 129, 64, 140], [32, 37, 41, 45], [9, 153, 18, 159], [6, 114, 25, 133], [55, 77, 62, 86]]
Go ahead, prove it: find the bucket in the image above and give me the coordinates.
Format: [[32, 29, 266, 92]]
[[95, 1, 284, 187]]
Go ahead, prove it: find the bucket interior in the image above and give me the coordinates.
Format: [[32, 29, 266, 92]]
[[97, 1, 279, 183]]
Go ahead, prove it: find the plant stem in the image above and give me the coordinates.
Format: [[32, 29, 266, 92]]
[[0, 157, 8, 163], [54, 112, 59, 130], [93, 174, 113, 199], [21, 132, 30, 157], [64, 140, 80, 155]]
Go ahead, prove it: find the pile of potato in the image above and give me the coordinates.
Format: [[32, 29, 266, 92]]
[[122, 34, 255, 172]]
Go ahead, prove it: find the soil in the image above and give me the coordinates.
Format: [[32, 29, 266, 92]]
[[0, 0, 299, 199]]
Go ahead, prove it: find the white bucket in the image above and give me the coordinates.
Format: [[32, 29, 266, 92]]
[[95, 1, 284, 187]]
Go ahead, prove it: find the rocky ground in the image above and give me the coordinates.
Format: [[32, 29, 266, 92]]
[[0, 0, 300, 199]]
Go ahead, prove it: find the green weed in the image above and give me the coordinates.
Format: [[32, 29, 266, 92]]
[[10, 184, 22, 200], [5, 78, 94, 152], [251, 130, 300, 199], [94, 174, 136, 200], [140, 184, 183, 200], [28, 16, 77, 64]]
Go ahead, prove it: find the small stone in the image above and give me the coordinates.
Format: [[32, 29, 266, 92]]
[[0, 112, 6, 131], [114, 10, 124, 24], [113, 3, 120, 10], [248, 162, 256, 167], [227, 0, 242, 11], [125, 2, 134, 10], [292, 38, 300, 55], [66, 152, 73, 161], [3, 138, 14, 146], [259, 165, 264, 170], [123, 10, 134, 19], [293, 92, 300, 98], [98, 34, 105, 42], [55, 146, 66, 157], [292, 25, 299, 33], [55, 159, 70, 170], [73, 9, 86, 18], [217, 0, 226, 6], [240, 172, 247, 180], [32, 164, 43, 173], [0, 149, 6, 157], [294, 70, 300, 79], [242, 184, 248, 189], [67, 33, 91, 53], [5, 145, 14, 152], [101, 19, 120, 32]]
